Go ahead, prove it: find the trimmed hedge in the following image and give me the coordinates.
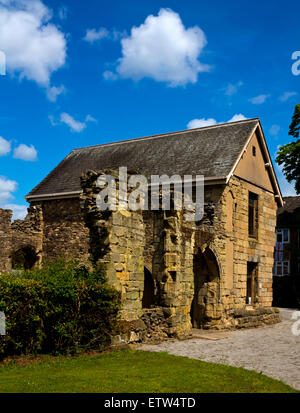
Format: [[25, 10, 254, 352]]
[[273, 273, 300, 309], [0, 260, 120, 358]]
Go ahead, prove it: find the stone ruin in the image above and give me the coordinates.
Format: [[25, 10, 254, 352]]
[[0, 167, 280, 344]]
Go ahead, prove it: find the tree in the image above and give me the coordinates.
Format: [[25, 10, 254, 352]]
[[276, 104, 300, 194]]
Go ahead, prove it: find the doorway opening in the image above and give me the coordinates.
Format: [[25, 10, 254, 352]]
[[142, 267, 155, 308], [191, 248, 220, 328]]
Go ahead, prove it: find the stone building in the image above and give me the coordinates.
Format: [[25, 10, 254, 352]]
[[0, 118, 283, 341], [274, 196, 300, 276]]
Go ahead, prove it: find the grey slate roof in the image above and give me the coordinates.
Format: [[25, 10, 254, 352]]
[[26, 118, 259, 199], [277, 196, 300, 228]]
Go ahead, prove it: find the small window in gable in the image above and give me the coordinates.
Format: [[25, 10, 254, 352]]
[[252, 146, 256, 157]]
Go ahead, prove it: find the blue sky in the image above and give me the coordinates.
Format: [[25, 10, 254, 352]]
[[0, 0, 299, 218]]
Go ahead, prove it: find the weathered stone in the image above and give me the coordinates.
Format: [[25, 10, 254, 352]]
[[0, 166, 281, 343]]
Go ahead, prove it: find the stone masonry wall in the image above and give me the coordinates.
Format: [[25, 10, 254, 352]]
[[0, 170, 280, 341], [80, 170, 146, 322], [36, 198, 90, 265], [11, 205, 44, 267], [197, 176, 280, 329], [229, 176, 278, 309], [152, 209, 195, 339], [0, 209, 12, 274]]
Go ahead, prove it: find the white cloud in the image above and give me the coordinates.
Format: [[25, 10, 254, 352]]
[[103, 70, 118, 80], [46, 84, 66, 102], [0, 175, 28, 219], [60, 112, 86, 132], [0, 0, 67, 86], [269, 124, 280, 136], [227, 113, 247, 123], [107, 8, 209, 86], [58, 112, 97, 133], [249, 94, 270, 104], [58, 5, 67, 20], [187, 114, 247, 129], [187, 118, 217, 129], [224, 81, 243, 96], [48, 114, 57, 126], [0, 136, 11, 156], [4, 203, 27, 219], [13, 144, 37, 161], [83, 27, 109, 43], [85, 114, 98, 123], [0, 176, 17, 202], [279, 91, 298, 102]]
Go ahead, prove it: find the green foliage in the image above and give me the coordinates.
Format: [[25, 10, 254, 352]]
[[289, 103, 300, 138], [0, 260, 120, 358], [273, 273, 300, 309], [276, 104, 300, 194]]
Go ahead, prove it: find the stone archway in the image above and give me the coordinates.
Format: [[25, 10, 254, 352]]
[[190, 248, 220, 328], [142, 267, 155, 308], [11, 246, 39, 270]]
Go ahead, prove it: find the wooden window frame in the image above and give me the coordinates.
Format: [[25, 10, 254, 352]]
[[248, 192, 258, 239], [274, 260, 290, 277], [276, 228, 290, 244]]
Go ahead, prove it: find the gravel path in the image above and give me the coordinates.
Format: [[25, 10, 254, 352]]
[[139, 308, 300, 390]]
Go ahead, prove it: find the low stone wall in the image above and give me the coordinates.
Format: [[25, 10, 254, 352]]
[[112, 307, 173, 345], [232, 307, 281, 329]]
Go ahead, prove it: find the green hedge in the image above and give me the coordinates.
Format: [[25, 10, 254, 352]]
[[273, 273, 300, 309], [0, 260, 120, 358]]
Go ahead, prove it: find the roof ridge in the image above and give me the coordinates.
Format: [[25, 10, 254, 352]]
[[72, 118, 260, 152]]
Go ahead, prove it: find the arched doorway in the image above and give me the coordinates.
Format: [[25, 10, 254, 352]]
[[142, 267, 155, 308], [11, 246, 38, 270], [190, 248, 220, 328]]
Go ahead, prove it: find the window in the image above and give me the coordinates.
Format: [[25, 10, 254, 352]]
[[274, 261, 290, 276], [252, 146, 256, 156], [248, 192, 258, 238], [276, 228, 290, 244], [246, 262, 258, 305]]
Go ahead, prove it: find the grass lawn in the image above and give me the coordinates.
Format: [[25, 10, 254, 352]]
[[0, 350, 297, 393]]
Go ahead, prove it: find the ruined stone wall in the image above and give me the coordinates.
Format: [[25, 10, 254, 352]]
[[0, 168, 278, 340], [0, 209, 12, 274], [80, 170, 146, 322], [36, 198, 90, 265], [152, 209, 195, 338], [80, 170, 199, 340], [0, 206, 45, 272], [11, 205, 44, 267], [77, 170, 279, 338]]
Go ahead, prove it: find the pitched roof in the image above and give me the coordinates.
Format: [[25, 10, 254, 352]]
[[277, 196, 300, 227], [26, 118, 280, 202]]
